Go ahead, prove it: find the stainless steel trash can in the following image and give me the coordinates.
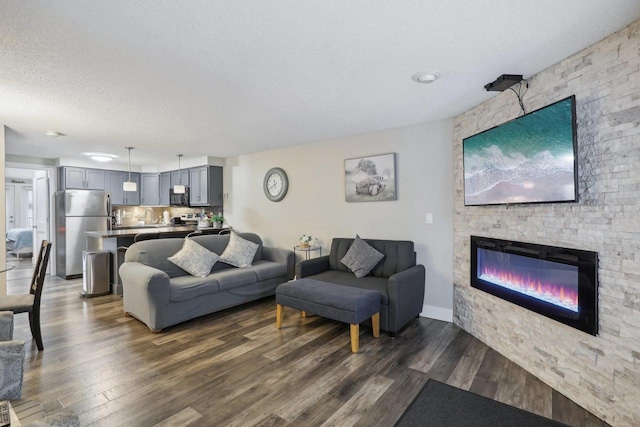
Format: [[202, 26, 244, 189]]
[[81, 251, 111, 297]]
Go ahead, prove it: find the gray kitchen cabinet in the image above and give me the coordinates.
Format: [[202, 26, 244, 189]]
[[170, 170, 189, 188], [159, 172, 171, 206], [59, 167, 106, 190], [140, 173, 160, 205], [189, 166, 222, 206], [57, 165, 219, 207], [123, 173, 141, 205], [189, 167, 206, 205], [64, 168, 85, 189], [86, 169, 106, 189], [106, 171, 125, 204], [105, 170, 140, 205]]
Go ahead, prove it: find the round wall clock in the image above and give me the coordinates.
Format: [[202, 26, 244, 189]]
[[263, 167, 289, 202]]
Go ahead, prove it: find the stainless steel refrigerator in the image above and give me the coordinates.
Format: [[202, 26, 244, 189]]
[[55, 190, 111, 279]]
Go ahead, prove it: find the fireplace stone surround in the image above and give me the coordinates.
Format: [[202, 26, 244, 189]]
[[453, 19, 640, 426]]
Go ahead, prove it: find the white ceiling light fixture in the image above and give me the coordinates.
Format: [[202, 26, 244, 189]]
[[123, 146, 137, 192], [84, 152, 117, 162], [91, 155, 113, 162], [45, 130, 63, 137], [412, 71, 441, 84], [173, 154, 186, 194]]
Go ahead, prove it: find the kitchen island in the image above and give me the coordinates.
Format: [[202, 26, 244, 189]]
[[86, 225, 226, 295]]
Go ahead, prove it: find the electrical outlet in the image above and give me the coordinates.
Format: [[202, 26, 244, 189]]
[[425, 213, 433, 224]]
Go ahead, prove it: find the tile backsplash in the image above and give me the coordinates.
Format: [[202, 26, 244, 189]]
[[113, 205, 223, 226]]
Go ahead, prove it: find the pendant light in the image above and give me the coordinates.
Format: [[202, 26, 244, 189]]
[[173, 154, 186, 194], [123, 146, 137, 192]]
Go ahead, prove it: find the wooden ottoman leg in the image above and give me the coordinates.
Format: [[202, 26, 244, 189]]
[[276, 304, 284, 328], [372, 312, 380, 338], [350, 324, 359, 353], [301, 311, 307, 318]]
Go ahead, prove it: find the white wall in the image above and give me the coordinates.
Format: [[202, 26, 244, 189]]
[[224, 120, 455, 319], [1, 127, 6, 296]]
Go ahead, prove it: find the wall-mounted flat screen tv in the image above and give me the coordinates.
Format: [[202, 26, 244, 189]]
[[463, 95, 578, 206]]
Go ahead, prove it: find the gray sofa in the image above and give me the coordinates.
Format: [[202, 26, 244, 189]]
[[295, 237, 425, 336], [120, 232, 294, 331]]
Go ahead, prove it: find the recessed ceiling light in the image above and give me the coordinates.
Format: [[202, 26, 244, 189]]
[[412, 71, 441, 84], [45, 130, 63, 137]]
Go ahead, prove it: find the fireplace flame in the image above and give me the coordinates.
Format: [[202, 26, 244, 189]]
[[480, 266, 578, 312]]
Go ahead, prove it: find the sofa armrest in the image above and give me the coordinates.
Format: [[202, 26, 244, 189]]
[[387, 264, 426, 333], [0, 340, 25, 400], [119, 262, 171, 306], [262, 247, 295, 279], [296, 255, 330, 278]]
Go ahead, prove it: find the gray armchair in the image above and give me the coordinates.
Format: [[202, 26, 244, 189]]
[[296, 237, 425, 336], [0, 311, 25, 400]]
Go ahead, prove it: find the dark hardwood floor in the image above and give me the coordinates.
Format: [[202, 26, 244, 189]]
[[4, 256, 607, 426]]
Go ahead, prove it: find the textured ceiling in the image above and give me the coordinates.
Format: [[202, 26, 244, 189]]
[[2, 1, 639, 168]]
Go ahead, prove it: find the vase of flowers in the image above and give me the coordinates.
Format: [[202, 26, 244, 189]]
[[299, 234, 313, 249]]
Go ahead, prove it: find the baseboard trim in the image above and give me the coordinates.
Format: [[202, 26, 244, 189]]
[[420, 305, 453, 323]]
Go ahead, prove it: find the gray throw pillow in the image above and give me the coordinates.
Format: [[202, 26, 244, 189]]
[[341, 235, 385, 278], [219, 231, 259, 268], [168, 238, 219, 277]]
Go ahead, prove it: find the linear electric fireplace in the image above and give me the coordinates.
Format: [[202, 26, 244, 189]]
[[471, 236, 598, 335]]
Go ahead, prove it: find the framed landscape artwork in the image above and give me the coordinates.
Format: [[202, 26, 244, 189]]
[[345, 153, 396, 202]]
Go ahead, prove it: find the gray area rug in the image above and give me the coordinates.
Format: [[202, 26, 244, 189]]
[[395, 380, 569, 427]]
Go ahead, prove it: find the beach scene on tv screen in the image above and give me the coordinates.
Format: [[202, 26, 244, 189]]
[[464, 97, 576, 206]]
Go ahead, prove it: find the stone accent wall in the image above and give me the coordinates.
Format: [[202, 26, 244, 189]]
[[453, 20, 640, 426]]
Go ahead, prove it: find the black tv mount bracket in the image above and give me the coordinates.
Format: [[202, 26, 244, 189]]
[[484, 74, 528, 114], [484, 74, 523, 91]]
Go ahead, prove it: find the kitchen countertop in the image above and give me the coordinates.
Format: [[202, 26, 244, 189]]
[[86, 226, 224, 238]]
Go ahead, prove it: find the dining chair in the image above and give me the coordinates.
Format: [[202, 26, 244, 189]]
[[0, 240, 52, 351], [160, 231, 191, 239], [133, 232, 160, 242]]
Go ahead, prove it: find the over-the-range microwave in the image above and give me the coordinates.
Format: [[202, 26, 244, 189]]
[[169, 187, 190, 207]]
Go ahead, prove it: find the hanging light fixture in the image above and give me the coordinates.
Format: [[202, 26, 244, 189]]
[[123, 147, 137, 192], [173, 154, 186, 194]]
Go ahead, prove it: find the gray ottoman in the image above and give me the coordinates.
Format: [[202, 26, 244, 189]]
[[275, 278, 380, 353]]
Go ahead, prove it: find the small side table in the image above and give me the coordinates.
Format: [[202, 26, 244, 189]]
[[294, 245, 322, 260]]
